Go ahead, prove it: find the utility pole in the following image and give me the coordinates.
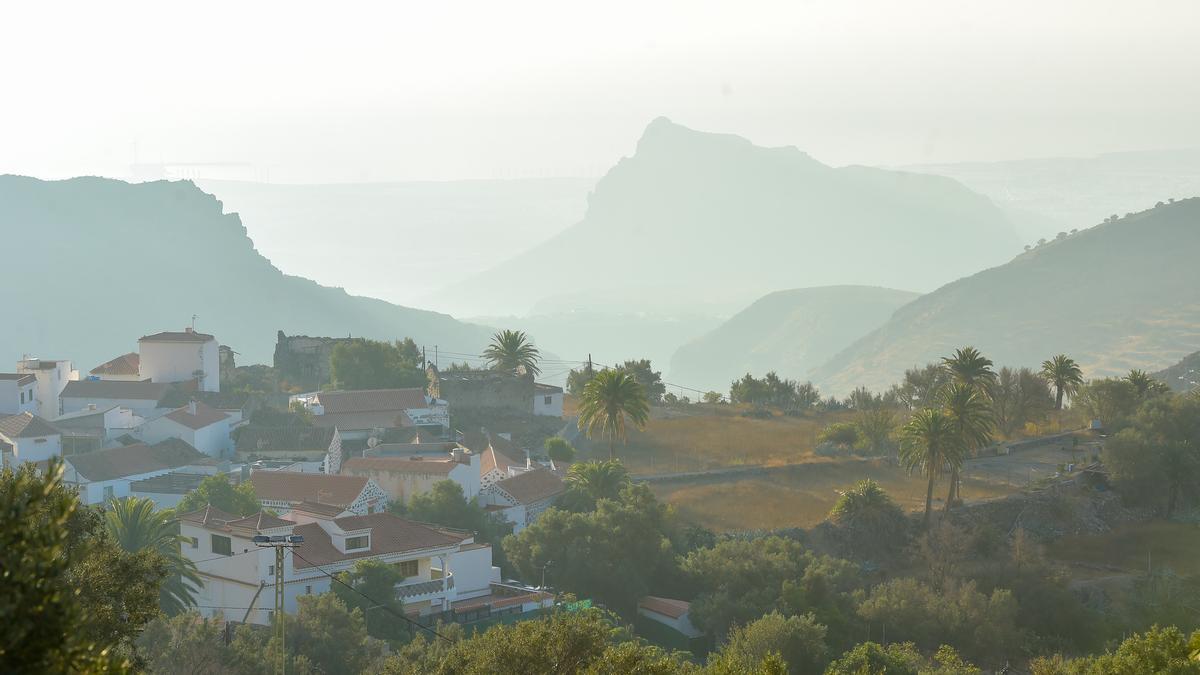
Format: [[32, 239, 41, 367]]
[[253, 534, 305, 675]]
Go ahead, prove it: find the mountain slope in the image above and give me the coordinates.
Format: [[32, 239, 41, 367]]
[[811, 199, 1200, 396], [0, 176, 494, 370], [907, 149, 1200, 242], [1153, 350, 1200, 393], [433, 118, 1022, 316], [198, 177, 593, 309], [668, 286, 919, 392]]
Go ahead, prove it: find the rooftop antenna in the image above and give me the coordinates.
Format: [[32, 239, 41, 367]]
[[191, 314, 199, 330]]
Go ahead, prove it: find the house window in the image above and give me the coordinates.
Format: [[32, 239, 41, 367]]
[[396, 560, 418, 578], [190, 537, 198, 549], [306, 585, 313, 595], [268, 565, 276, 576], [345, 535, 369, 551], [20, 391, 24, 403], [211, 535, 232, 556], [102, 485, 114, 501], [544, 396, 552, 405]]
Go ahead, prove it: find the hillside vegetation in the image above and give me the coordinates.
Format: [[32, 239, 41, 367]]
[[0, 176, 493, 369], [669, 285, 918, 392], [435, 117, 1021, 315], [812, 199, 1200, 395]]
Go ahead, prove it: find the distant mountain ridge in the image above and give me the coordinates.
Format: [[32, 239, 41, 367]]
[[811, 199, 1200, 396], [0, 176, 494, 371], [433, 118, 1022, 315], [1153, 350, 1200, 393], [669, 285, 919, 393]]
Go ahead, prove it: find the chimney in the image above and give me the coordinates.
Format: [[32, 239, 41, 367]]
[[188, 400, 198, 415], [185, 326, 194, 334]]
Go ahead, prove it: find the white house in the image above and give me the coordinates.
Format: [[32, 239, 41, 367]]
[[0, 412, 63, 469], [533, 383, 564, 417], [248, 470, 389, 515], [62, 438, 219, 505], [16, 357, 78, 418], [89, 352, 142, 381], [0, 373, 38, 415], [51, 405, 144, 446], [129, 472, 210, 510], [138, 328, 220, 392], [637, 596, 704, 640], [139, 401, 234, 458], [59, 379, 170, 417], [477, 468, 566, 533], [179, 503, 547, 626], [342, 448, 481, 505]]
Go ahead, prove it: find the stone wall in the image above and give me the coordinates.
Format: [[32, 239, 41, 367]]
[[430, 367, 533, 413], [273, 331, 358, 391]]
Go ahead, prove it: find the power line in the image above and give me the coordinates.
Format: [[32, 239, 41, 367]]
[[289, 549, 454, 643]]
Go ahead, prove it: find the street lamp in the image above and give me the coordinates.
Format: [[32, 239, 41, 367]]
[[253, 534, 304, 675], [537, 560, 555, 591]]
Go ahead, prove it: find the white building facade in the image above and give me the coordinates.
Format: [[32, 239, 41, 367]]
[[138, 329, 220, 392], [0, 373, 39, 415], [16, 358, 78, 418]]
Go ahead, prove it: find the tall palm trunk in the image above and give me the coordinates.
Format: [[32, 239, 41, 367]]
[[609, 436, 615, 461], [1055, 385, 1064, 410], [923, 471, 935, 528]]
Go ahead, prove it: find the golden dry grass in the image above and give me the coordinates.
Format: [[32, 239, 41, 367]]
[[652, 460, 1015, 532]]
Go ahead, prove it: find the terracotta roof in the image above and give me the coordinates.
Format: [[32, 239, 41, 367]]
[[66, 438, 213, 482], [290, 512, 466, 568], [639, 596, 690, 619], [129, 472, 209, 495], [286, 501, 349, 518], [309, 409, 414, 431], [534, 382, 564, 394], [90, 352, 140, 377], [344, 456, 459, 476], [493, 469, 565, 505], [235, 426, 336, 453], [249, 470, 370, 507], [0, 412, 61, 439], [61, 379, 170, 402], [227, 512, 293, 531], [0, 373, 36, 385], [164, 401, 230, 430], [178, 504, 240, 527], [481, 445, 520, 477], [314, 389, 428, 414], [139, 330, 216, 343]]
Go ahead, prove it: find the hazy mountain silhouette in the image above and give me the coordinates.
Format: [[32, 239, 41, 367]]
[[669, 286, 919, 393], [1153, 349, 1200, 393], [0, 176, 494, 370], [811, 199, 1200, 396], [198, 177, 593, 309], [433, 118, 1022, 316], [908, 149, 1200, 243]]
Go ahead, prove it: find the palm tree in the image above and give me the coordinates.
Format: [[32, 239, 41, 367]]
[[899, 408, 962, 528], [942, 346, 997, 395], [482, 329, 541, 377], [105, 496, 201, 615], [940, 383, 994, 510], [1125, 369, 1168, 400], [578, 369, 650, 460], [1040, 354, 1084, 410], [565, 460, 631, 502]]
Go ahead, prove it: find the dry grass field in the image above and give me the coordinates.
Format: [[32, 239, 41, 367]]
[[651, 459, 1015, 532]]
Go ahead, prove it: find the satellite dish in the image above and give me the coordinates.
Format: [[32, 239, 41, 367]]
[[367, 436, 379, 449]]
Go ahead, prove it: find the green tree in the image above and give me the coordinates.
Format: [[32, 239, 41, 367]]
[[1103, 394, 1200, 516], [702, 391, 724, 404], [104, 496, 201, 615], [136, 612, 249, 674], [1040, 354, 1084, 410], [544, 437, 577, 464], [567, 361, 598, 396], [504, 484, 676, 617], [681, 537, 810, 637], [330, 337, 425, 390], [854, 406, 898, 455], [333, 559, 409, 641], [482, 329, 542, 377], [176, 473, 261, 517], [1075, 377, 1139, 428], [897, 363, 951, 410], [992, 366, 1054, 436], [941, 346, 997, 395], [940, 383, 994, 510], [711, 611, 827, 675], [619, 359, 667, 405], [578, 369, 650, 460], [1126, 368, 1171, 401], [1030, 626, 1200, 674], [564, 460, 632, 508], [828, 479, 908, 561], [899, 408, 961, 528], [818, 422, 859, 450]]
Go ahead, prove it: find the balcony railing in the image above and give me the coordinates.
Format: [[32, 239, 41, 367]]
[[396, 572, 453, 600]]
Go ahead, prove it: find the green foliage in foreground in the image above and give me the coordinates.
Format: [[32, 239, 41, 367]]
[[175, 473, 261, 517]]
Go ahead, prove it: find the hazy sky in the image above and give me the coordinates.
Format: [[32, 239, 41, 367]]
[[4, 0, 1199, 183]]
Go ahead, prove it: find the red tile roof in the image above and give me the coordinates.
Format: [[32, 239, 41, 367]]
[[481, 445, 520, 477], [139, 330, 216, 343], [343, 456, 460, 476], [165, 401, 230, 430], [249, 470, 370, 507], [638, 596, 690, 619], [90, 352, 140, 377], [67, 438, 213, 482], [314, 389, 428, 414], [290, 513, 466, 568], [0, 412, 61, 439], [493, 469, 565, 505]]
